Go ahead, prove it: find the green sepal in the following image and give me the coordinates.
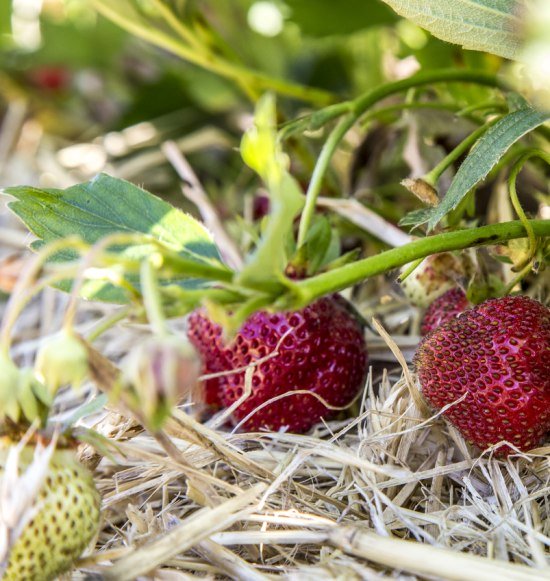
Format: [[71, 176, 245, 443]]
[[17, 369, 51, 426]]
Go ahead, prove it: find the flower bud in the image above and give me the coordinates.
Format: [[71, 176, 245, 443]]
[[0, 352, 23, 422], [35, 330, 89, 395], [122, 336, 201, 431]]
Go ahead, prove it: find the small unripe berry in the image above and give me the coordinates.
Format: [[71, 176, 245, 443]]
[[122, 336, 201, 430], [35, 330, 89, 395], [400, 252, 471, 308]]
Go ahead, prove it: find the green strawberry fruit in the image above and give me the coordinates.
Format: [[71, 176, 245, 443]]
[[400, 252, 470, 308], [1, 442, 100, 581]]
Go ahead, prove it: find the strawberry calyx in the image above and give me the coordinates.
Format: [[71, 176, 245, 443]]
[[0, 353, 51, 428]]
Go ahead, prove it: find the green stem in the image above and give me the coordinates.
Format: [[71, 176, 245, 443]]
[[81, 230, 235, 283], [93, 1, 334, 105], [86, 306, 133, 343], [141, 260, 169, 336], [423, 117, 501, 186], [0, 266, 87, 355], [352, 70, 507, 117], [149, 0, 206, 53], [507, 149, 550, 267], [397, 257, 424, 282], [161, 287, 248, 317], [0, 237, 87, 351], [289, 220, 550, 306], [503, 261, 534, 295], [361, 101, 461, 126], [304, 69, 507, 131], [297, 115, 355, 246], [296, 69, 509, 245], [159, 251, 234, 282]]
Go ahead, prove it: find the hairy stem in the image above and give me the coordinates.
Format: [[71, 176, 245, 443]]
[[141, 260, 169, 336], [289, 220, 550, 306], [423, 118, 500, 186]]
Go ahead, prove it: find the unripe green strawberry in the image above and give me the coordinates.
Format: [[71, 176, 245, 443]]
[[35, 329, 89, 395], [1, 441, 100, 580], [400, 253, 470, 308]]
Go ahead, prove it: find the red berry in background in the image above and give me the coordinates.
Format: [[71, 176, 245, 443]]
[[414, 296, 550, 456], [420, 288, 470, 335], [187, 295, 368, 432], [187, 310, 229, 408], [28, 66, 71, 92], [252, 194, 270, 221]]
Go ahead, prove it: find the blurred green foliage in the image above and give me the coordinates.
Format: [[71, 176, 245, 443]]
[[0, 0, 502, 130], [286, 0, 396, 36], [0, 0, 515, 227]]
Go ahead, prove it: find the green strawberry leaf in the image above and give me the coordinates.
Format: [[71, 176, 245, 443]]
[[5, 174, 225, 302], [379, 0, 524, 60], [427, 107, 550, 230], [304, 217, 334, 275], [289, 216, 333, 276], [399, 207, 434, 228]]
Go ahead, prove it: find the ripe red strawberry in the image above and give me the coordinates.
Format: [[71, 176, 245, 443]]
[[187, 310, 230, 408], [420, 288, 470, 335], [187, 295, 368, 432], [415, 296, 550, 456], [28, 66, 71, 92]]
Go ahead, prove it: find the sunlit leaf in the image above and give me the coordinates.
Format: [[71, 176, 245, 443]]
[[5, 174, 223, 301], [427, 107, 550, 230], [379, 0, 525, 60]]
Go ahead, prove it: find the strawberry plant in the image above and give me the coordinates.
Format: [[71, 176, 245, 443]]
[[0, 0, 550, 578]]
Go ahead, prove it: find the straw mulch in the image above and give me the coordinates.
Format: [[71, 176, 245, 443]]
[[2, 274, 548, 580], [0, 112, 548, 581]]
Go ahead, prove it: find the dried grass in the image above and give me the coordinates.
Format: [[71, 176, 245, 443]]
[[0, 111, 549, 581], [81, 323, 550, 579]]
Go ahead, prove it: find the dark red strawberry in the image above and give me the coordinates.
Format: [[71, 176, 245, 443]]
[[187, 310, 229, 407], [187, 295, 368, 432], [252, 194, 270, 221], [28, 66, 71, 92], [420, 288, 470, 335], [415, 296, 550, 456]]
